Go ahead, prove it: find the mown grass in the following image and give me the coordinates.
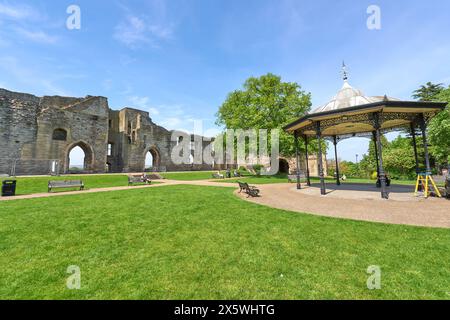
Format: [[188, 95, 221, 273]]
[[4, 175, 131, 195], [0, 185, 449, 300], [160, 171, 224, 181], [2, 171, 226, 196]]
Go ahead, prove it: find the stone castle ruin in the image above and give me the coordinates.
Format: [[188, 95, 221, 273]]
[[0, 88, 214, 175]]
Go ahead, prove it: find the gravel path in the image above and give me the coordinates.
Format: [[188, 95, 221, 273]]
[[2, 179, 449, 229], [236, 183, 450, 229]]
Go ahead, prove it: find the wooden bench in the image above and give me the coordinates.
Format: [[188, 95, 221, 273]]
[[237, 181, 260, 197], [48, 180, 84, 192], [128, 175, 152, 186], [212, 173, 224, 179]]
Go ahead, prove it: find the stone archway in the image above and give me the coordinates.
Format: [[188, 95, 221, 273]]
[[279, 158, 290, 174], [144, 146, 161, 171], [65, 141, 94, 173]]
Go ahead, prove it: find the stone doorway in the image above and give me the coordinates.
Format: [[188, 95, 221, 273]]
[[65, 141, 94, 173]]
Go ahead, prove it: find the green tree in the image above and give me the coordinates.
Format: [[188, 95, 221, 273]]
[[412, 82, 444, 101], [356, 136, 418, 180], [383, 136, 417, 179], [216, 73, 314, 157], [427, 86, 450, 165], [359, 136, 389, 179]]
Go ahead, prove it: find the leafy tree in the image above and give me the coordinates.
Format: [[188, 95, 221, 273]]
[[383, 136, 417, 179], [352, 136, 418, 180], [426, 86, 450, 166], [412, 82, 444, 101], [358, 136, 389, 178], [216, 73, 318, 157], [338, 161, 364, 178]]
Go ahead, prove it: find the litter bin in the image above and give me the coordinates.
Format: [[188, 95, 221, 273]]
[[2, 180, 17, 197]]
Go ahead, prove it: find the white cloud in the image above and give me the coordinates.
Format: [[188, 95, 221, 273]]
[[0, 2, 38, 20], [148, 107, 160, 116], [124, 97, 218, 136], [114, 15, 173, 48], [128, 95, 160, 116], [129, 95, 150, 107], [0, 2, 57, 45], [0, 55, 68, 96], [13, 27, 58, 44]]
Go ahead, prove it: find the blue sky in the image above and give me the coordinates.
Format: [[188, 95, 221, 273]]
[[1, 0, 450, 163]]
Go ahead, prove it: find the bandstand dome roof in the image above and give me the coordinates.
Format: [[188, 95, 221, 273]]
[[284, 71, 447, 138], [311, 80, 400, 114]]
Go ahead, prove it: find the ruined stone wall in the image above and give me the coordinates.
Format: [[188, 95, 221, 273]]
[[0, 88, 223, 176], [0, 89, 40, 175], [108, 109, 214, 173], [31, 96, 109, 174], [0, 89, 108, 175], [285, 154, 328, 177]]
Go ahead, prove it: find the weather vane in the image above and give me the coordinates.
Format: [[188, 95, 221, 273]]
[[341, 61, 348, 81]]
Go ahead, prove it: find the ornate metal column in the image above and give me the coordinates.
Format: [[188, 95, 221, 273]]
[[410, 122, 420, 173], [304, 135, 311, 186], [315, 122, 326, 195], [374, 113, 389, 199], [294, 130, 301, 190], [419, 114, 432, 174], [372, 131, 380, 181], [333, 136, 340, 186]]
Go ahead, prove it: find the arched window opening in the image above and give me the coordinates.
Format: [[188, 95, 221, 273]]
[[68, 146, 85, 173], [279, 158, 290, 174], [145, 151, 154, 170], [108, 143, 113, 156], [52, 128, 67, 141], [144, 147, 161, 172]]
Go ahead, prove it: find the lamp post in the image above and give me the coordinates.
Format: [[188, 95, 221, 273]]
[[355, 154, 359, 164]]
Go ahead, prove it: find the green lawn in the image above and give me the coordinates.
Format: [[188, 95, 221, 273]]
[[215, 174, 291, 184], [0, 185, 449, 299], [161, 171, 223, 181], [6, 175, 131, 195]]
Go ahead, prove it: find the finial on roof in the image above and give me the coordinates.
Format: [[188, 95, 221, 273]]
[[341, 61, 348, 81]]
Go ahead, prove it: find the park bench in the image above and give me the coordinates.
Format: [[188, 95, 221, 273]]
[[128, 174, 152, 186], [212, 173, 224, 179], [146, 173, 163, 180], [48, 180, 84, 192], [237, 181, 260, 197]]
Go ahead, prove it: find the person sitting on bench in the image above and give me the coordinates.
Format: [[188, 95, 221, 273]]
[[141, 173, 151, 184]]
